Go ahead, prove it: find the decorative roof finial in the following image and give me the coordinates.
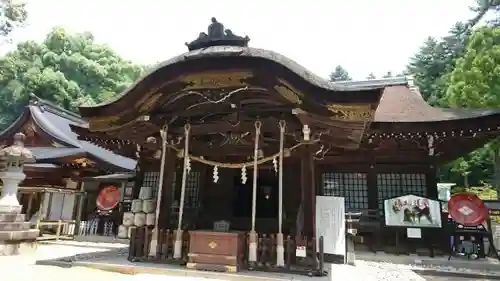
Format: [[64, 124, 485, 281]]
[[185, 17, 250, 51]]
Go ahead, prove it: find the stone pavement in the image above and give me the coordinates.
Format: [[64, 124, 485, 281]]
[[5, 241, 500, 281]]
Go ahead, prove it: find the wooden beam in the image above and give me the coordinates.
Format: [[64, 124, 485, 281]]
[[154, 104, 295, 119]]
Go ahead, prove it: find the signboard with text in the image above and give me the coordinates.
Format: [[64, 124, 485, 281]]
[[316, 196, 345, 256], [384, 194, 442, 228]]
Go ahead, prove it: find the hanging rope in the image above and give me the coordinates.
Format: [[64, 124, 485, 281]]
[[166, 141, 313, 168]]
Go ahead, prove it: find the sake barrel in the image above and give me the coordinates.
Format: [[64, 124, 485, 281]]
[[134, 212, 146, 227], [117, 225, 128, 239], [142, 199, 156, 213], [139, 186, 153, 200], [146, 213, 155, 226], [131, 199, 143, 213], [122, 212, 134, 226]]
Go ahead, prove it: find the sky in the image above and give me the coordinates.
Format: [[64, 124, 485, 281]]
[[5, 0, 477, 80]]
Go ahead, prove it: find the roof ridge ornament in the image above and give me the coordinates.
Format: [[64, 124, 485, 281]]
[[28, 93, 84, 121], [185, 17, 250, 51]]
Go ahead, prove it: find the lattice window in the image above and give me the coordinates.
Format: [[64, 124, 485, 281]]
[[143, 172, 161, 197], [377, 173, 426, 212], [322, 173, 369, 210], [171, 171, 201, 209], [185, 171, 201, 208]]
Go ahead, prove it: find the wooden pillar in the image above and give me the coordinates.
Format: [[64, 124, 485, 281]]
[[158, 147, 176, 229], [74, 181, 86, 236], [425, 164, 438, 257], [426, 164, 438, 200], [132, 157, 145, 199], [26, 192, 34, 218], [367, 166, 378, 210], [300, 147, 315, 237]]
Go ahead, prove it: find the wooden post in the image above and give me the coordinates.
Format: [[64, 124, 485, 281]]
[[26, 192, 34, 218], [276, 120, 285, 267], [35, 191, 46, 230], [149, 125, 168, 257], [74, 182, 85, 236], [300, 147, 315, 237], [174, 124, 190, 259], [56, 220, 62, 241], [249, 121, 261, 264], [158, 147, 175, 229]]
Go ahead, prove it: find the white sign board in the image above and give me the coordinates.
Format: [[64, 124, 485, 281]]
[[407, 228, 422, 238], [295, 246, 307, 257], [315, 196, 345, 256], [384, 194, 442, 228]]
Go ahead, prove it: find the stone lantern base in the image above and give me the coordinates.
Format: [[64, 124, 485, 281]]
[[0, 211, 39, 256], [0, 133, 39, 255]]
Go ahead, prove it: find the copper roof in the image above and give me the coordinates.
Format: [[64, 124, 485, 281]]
[[0, 96, 136, 172], [374, 86, 500, 122], [334, 77, 500, 122]]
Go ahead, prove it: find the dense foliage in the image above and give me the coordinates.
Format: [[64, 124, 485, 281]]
[[0, 1, 27, 43], [0, 27, 144, 129], [405, 3, 500, 192]]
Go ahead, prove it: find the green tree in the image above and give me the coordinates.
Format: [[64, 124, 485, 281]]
[[0, 27, 144, 129], [382, 71, 393, 78], [0, 0, 28, 43], [329, 65, 351, 82], [445, 27, 500, 108], [445, 26, 500, 195], [407, 23, 473, 106]]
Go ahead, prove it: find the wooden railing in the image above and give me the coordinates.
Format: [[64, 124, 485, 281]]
[[34, 220, 76, 241], [128, 227, 325, 276]]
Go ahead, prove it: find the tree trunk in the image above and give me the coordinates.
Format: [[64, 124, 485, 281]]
[[464, 174, 469, 188]]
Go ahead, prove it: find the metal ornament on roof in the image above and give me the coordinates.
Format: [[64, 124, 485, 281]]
[[0, 133, 35, 172], [185, 17, 250, 51]]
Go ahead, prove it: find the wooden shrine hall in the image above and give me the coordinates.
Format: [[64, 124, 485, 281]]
[[0, 95, 136, 234], [71, 18, 500, 274]]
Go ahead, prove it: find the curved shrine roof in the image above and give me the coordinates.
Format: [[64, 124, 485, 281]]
[[0, 96, 136, 172], [77, 45, 385, 119], [335, 77, 500, 123]]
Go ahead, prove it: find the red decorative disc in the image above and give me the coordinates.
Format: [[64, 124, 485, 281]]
[[96, 185, 120, 211], [448, 193, 488, 226]]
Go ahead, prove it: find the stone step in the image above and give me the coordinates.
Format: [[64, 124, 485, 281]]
[[0, 229, 39, 241], [0, 222, 30, 231], [0, 213, 25, 223]]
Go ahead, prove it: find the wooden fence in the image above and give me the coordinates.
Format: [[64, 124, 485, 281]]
[[128, 227, 326, 276]]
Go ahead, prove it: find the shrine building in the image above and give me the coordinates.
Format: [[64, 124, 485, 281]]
[[70, 18, 500, 272]]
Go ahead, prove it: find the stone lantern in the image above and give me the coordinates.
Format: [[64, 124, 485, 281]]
[[0, 133, 35, 213], [0, 133, 38, 256]]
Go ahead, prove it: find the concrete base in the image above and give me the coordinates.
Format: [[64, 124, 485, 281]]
[[0, 240, 37, 256], [0, 205, 22, 214], [0, 210, 38, 256]]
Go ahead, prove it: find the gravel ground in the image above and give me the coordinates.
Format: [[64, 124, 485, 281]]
[[0, 243, 495, 281], [424, 277, 495, 281]]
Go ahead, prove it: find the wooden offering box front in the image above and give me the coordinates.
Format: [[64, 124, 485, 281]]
[[186, 230, 245, 272]]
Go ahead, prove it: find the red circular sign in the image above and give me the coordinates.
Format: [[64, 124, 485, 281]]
[[448, 193, 488, 226], [96, 185, 120, 211]]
